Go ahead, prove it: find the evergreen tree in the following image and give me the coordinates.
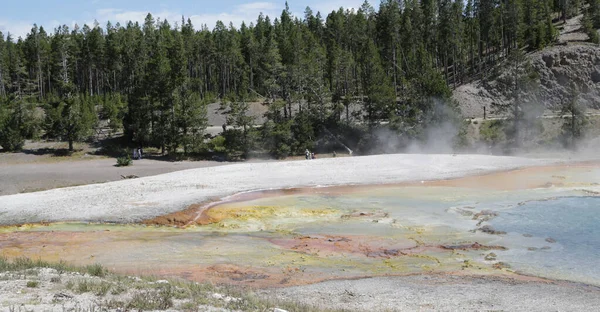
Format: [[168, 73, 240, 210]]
[[219, 93, 256, 158], [44, 95, 96, 151], [0, 97, 37, 151], [492, 49, 539, 147], [561, 83, 587, 148], [0, 1, 569, 156]]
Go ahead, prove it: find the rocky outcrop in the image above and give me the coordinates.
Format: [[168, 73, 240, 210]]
[[454, 43, 600, 118], [533, 44, 600, 109]]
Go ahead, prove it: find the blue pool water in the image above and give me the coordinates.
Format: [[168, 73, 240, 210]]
[[490, 197, 600, 285]]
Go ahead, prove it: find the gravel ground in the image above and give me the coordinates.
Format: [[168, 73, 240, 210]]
[[0, 154, 553, 225], [264, 274, 600, 312]]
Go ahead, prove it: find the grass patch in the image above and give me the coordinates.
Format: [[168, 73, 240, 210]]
[[1, 257, 345, 312], [0, 256, 91, 275], [95, 282, 112, 297], [86, 263, 106, 277], [127, 285, 174, 310], [110, 283, 127, 295], [77, 280, 92, 293]]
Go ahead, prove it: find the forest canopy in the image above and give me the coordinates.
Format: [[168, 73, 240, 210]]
[[0, 0, 592, 157]]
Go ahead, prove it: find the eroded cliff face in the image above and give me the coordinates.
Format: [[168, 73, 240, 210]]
[[455, 44, 600, 118], [534, 45, 600, 108]]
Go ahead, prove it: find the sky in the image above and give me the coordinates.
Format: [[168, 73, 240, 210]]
[[0, 0, 369, 40]]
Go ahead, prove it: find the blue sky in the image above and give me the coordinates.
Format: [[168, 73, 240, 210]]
[[0, 0, 368, 39]]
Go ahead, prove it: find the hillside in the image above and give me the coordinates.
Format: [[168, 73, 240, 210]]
[[454, 16, 600, 119]]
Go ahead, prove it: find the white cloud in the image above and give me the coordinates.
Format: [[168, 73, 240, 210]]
[[96, 8, 122, 16], [237, 2, 277, 12], [309, 0, 365, 15], [0, 0, 373, 40], [0, 19, 36, 40], [92, 2, 282, 30]]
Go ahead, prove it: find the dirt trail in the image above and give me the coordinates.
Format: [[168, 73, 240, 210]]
[[558, 14, 587, 43], [0, 158, 225, 196]]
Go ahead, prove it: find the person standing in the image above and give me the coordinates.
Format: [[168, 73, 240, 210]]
[[138, 148, 142, 160]]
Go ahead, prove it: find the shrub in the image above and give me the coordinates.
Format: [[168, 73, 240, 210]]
[[26, 281, 39, 288], [116, 155, 132, 167], [0, 126, 25, 152], [207, 135, 226, 153], [479, 120, 506, 146], [273, 143, 291, 159], [453, 120, 471, 150], [583, 14, 600, 44], [0, 100, 38, 152]]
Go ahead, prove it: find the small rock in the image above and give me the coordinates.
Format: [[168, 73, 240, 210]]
[[462, 260, 473, 269], [273, 308, 289, 312], [212, 293, 224, 300], [479, 225, 506, 235], [591, 70, 600, 83], [212, 293, 240, 303], [54, 293, 73, 300], [473, 210, 498, 219], [527, 247, 539, 251], [121, 174, 139, 180], [484, 253, 497, 261], [542, 54, 554, 68], [541, 246, 551, 250], [493, 262, 511, 270], [545, 238, 557, 243]]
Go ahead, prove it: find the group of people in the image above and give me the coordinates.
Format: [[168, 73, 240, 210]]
[[132, 148, 143, 160], [305, 149, 316, 160]]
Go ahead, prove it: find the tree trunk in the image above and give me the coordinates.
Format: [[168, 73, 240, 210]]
[[69, 139, 74, 152], [392, 46, 398, 99], [89, 68, 93, 96], [37, 47, 43, 99], [572, 110, 576, 147], [346, 104, 350, 124], [0, 66, 5, 97]]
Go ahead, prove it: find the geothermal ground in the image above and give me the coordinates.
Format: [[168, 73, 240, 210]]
[[0, 154, 550, 225], [1, 154, 600, 311]]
